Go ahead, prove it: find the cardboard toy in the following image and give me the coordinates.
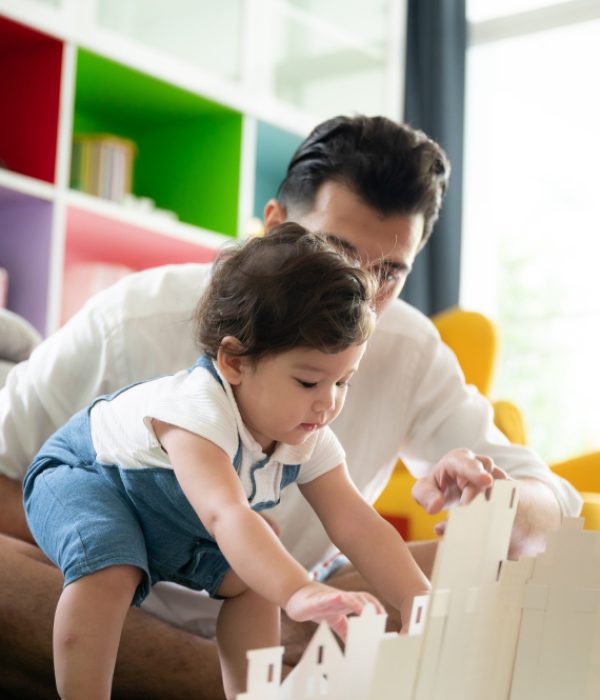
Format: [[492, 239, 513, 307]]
[[238, 481, 600, 699]]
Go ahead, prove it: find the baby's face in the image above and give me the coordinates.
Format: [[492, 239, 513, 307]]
[[231, 343, 366, 454]]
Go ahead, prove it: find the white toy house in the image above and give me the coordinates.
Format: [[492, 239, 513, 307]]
[[238, 480, 600, 699]]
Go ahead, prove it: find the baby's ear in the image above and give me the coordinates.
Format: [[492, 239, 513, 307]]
[[217, 337, 246, 385]]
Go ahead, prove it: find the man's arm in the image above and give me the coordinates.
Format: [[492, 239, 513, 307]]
[[0, 474, 31, 541], [0, 265, 207, 541], [0, 534, 227, 699], [507, 477, 562, 558], [392, 315, 582, 554], [0, 303, 116, 540], [410, 448, 563, 558]]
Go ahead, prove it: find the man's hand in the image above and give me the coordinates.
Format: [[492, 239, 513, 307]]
[[412, 448, 508, 516]]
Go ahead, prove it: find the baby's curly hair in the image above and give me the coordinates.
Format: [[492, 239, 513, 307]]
[[195, 222, 377, 360]]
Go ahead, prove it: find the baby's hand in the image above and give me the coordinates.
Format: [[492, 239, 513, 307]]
[[284, 582, 385, 640]]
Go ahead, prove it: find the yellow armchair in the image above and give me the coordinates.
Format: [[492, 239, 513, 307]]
[[375, 307, 600, 538], [552, 452, 600, 530]]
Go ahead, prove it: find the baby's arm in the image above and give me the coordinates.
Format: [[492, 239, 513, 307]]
[[299, 464, 431, 630], [153, 421, 382, 636]]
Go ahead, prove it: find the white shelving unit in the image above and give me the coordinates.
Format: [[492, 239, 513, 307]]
[[0, 0, 405, 335]]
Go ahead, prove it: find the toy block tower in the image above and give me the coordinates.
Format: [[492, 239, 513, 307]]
[[237, 646, 284, 700], [510, 518, 600, 700], [414, 480, 519, 699]]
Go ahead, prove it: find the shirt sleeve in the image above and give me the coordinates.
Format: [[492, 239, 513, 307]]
[[143, 369, 240, 463], [399, 326, 583, 517], [0, 301, 114, 480], [0, 264, 207, 481], [296, 427, 346, 484]]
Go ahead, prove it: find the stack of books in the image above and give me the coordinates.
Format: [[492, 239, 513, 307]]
[[70, 134, 136, 202]]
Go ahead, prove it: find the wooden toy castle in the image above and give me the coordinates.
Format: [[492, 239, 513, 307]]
[[238, 481, 600, 699]]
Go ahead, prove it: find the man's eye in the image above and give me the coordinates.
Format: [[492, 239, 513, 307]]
[[379, 270, 401, 284], [296, 379, 317, 388]]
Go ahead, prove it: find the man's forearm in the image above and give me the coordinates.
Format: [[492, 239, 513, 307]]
[[0, 475, 33, 543], [509, 477, 562, 559]]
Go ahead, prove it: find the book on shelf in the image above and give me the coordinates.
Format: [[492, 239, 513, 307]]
[[0, 267, 8, 308], [70, 134, 137, 202]]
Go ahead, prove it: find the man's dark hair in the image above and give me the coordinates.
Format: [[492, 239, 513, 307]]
[[195, 222, 376, 360], [278, 115, 450, 243]]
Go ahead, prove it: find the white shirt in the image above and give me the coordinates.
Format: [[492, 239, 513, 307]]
[[89, 358, 345, 507], [0, 263, 582, 570]]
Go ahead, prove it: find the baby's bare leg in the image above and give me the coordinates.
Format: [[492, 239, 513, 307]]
[[53, 565, 142, 700], [216, 570, 280, 700]]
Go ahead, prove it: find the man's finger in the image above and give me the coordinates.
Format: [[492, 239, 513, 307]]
[[411, 478, 446, 513], [459, 483, 481, 506]]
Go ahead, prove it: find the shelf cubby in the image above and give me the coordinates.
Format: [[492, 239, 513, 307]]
[[0, 1, 399, 334], [0, 185, 53, 334], [0, 15, 62, 183], [254, 121, 303, 218], [65, 202, 222, 272], [72, 49, 243, 237]]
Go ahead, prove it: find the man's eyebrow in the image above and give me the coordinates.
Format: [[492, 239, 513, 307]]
[[375, 259, 412, 273], [325, 235, 360, 257]]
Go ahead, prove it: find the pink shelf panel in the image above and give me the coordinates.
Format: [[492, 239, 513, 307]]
[[62, 206, 221, 323], [65, 206, 220, 270]]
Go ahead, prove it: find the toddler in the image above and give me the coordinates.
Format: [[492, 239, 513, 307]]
[[23, 223, 430, 700]]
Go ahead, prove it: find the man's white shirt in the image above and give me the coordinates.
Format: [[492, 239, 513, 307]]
[[0, 262, 582, 632]]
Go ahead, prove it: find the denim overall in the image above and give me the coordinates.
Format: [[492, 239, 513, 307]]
[[23, 355, 301, 605]]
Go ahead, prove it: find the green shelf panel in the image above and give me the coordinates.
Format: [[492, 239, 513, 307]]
[[254, 121, 303, 218], [73, 49, 242, 236]]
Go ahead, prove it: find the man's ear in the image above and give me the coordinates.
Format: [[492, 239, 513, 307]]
[[263, 199, 287, 232], [217, 337, 246, 385]]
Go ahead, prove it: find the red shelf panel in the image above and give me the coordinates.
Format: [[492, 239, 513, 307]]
[[0, 16, 62, 183]]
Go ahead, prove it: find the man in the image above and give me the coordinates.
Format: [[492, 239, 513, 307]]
[[0, 116, 581, 698]]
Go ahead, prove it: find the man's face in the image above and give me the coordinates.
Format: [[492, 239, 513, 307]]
[[265, 181, 425, 315]]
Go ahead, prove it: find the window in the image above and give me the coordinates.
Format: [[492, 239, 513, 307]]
[[462, 1, 600, 463]]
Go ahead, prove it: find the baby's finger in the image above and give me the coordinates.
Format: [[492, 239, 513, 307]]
[[330, 615, 348, 641], [363, 593, 386, 615]]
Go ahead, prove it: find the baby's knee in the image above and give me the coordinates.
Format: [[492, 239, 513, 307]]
[[215, 569, 248, 598]]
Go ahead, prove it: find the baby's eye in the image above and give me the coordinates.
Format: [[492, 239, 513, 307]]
[[336, 380, 351, 388], [296, 379, 317, 389]]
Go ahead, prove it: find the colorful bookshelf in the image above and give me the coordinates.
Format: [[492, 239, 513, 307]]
[[0, 186, 53, 334], [73, 49, 243, 237], [0, 15, 62, 183], [0, 1, 401, 335], [254, 121, 303, 219]]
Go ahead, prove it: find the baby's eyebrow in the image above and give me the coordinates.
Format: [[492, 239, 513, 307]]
[[293, 364, 325, 373]]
